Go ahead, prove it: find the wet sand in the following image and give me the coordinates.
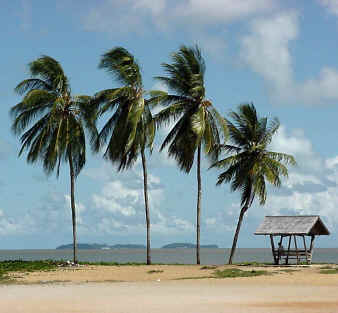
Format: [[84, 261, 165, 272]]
[[1, 265, 338, 313]]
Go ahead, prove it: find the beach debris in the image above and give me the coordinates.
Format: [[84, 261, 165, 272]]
[[57, 260, 81, 267]]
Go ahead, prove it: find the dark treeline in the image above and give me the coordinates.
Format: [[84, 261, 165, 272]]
[[10, 45, 296, 265]]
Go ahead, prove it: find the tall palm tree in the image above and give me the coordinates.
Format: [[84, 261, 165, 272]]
[[211, 103, 296, 264], [11, 56, 92, 264], [153, 45, 228, 264], [93, 47, 155, 265]]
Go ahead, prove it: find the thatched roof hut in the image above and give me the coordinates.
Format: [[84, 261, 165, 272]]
[[255, 215, 330, 236], [255, 215, 330, 265]]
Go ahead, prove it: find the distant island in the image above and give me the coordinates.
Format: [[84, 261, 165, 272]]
[[56, 242, 218, 249], [161, 243, 218, 249], [56, 243, 146, 250]]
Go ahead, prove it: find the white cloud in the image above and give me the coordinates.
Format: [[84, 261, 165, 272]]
[[173, 0, 276, 24], [318, 0, 338, 16], [88, 165, 194, 236], [241, 12, 297, 96], [0, 209, 24, 235], [64, 195, 87, 224], [255, 125, 338, 227], [0, 192, 91, 236], [241, 12, 338, 105], [270, 125, 322, 171], [83, 0, 277, 56], [84, 0, 276, 32]]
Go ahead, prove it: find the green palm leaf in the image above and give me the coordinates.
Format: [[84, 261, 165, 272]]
[[152, 45, 228, 264], [210, 103, 296, 264], [11, 55, 92, 264]]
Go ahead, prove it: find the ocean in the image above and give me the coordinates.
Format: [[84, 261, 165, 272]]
[[0, 248, 337, 264]]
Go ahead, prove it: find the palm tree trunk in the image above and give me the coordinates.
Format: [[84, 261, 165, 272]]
[[228, 206, 248, 264], [68, 151, 78, 264], [141, 149, 151, 265], [196, 144, 202, 265]]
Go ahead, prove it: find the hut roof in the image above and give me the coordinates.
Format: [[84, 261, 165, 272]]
[[255, 215, 330, 236]]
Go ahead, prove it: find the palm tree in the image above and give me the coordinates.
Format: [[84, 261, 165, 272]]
[[11, 56, 92, 264], [93, 47, 155, 265], [153, 45, 228, 264], [211, 103, 296, 264]]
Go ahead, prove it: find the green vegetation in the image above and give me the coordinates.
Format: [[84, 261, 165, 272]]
[[93, 47, 156, 265], [176, 276, 213, 280], [211, 104, 296, 264], [200, 265, 218, 270], [153, 45, 228, 265], [11, 56, 93, 264], [78, 261, 147, 266], [9, 46, 299, 267], [0, 260, 60, 283], [214, 268, 269, 278], [178, 267, 270, 280]]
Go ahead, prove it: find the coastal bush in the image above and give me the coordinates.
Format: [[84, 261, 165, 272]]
[[0, 260, 60, 283], [0, 260, 59, 273], [214, 268, 269, 278]]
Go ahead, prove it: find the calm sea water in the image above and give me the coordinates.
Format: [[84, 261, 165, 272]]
[[0, 248, 337, 264]]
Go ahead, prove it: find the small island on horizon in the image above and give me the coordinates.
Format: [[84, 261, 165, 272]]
[[161, 243, 218, 249], [56, 242, 219, 249]]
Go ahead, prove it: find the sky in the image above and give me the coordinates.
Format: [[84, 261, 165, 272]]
[[1, 0, 338, 249]]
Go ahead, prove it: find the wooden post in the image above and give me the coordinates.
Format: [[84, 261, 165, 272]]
[[309, 235, 315, 264], [277, 235, 284, 263], [286, 235, 292, 265], [302, 235, 309, 264], [294, 235, 299, 265], [270, 235, 278, 265]]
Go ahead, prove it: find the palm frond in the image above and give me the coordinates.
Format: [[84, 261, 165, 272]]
[[212, 103, 296, 208], [99, 47, 142, 87]]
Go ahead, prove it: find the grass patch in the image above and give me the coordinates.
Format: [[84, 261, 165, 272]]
[[319, 268, 338, 274], [0, 260, 60, 284], [200, 265, 218, 270], [214, 268, 270, 278], [176, 276, 213, 280], [0, 260, 59, 273], [147, 270, 164, 274]]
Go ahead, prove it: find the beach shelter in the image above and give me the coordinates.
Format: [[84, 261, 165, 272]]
[[255, 216, 330, 265]]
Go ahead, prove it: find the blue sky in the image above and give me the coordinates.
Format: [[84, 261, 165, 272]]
[[1, 0, 338, 249]]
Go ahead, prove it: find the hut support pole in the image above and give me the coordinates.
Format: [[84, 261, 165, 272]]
[[294, 235, 299, 265], [302, 235, 309, 264], [309, 235, 315, 264], [286, 235, 292, 265], [277, 235, 284, 263], [270, 235, 278, 265]]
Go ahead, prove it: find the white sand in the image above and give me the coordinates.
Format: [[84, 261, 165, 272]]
[[1, 279, 338, 313], [1, 265, 338, 313]]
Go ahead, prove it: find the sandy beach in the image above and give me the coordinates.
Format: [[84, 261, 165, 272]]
[[1, 264, 338, 313]]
